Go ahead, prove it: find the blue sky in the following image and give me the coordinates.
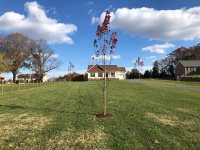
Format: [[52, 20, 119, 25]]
[[1, 0, 200, 79]]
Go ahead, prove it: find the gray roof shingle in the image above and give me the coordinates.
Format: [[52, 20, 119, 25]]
[[179, 60, 200, 67]]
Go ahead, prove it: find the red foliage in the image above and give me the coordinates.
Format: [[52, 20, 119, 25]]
[[136, 57, 144, 67], [93, 10, 118, 62], [96, 11, 111, 38]]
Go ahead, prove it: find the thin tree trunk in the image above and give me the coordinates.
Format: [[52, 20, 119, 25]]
[[103, 55, 107, 115], [103, 70, 107, 115], [70, 73, 72, 86]]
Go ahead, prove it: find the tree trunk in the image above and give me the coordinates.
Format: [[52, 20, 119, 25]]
[[70, 73, 72, 86], [103, 62, 107, 115], [103, 70, 107, 115], [12, 72, 17, 83]]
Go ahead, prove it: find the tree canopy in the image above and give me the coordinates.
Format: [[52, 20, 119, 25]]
[[0, 33, 35, 82], [0, 33, 60, 82], [0, 54, 9, 72], [30, 39, 60, 81], [159, 43, 200, 75]]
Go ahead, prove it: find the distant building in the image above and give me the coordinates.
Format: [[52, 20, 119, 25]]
[[0, 73, 5, 84], [87, 65, 126, 80], [56, 72, 85, 82], [176, 60, 200, 80], [17, 73, 48, 82], [69, 72, 85, 81]]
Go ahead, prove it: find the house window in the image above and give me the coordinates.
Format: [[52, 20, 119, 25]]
[[194, 67, 196, 71], [98, 72, 103, 77], [90, 72, 95, 77], [191, 67, 194, 71], [111, 72, 115, 78]]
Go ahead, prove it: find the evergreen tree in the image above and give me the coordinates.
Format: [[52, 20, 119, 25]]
[[152, 61, 159, 78], [144, 70, 151, 78]]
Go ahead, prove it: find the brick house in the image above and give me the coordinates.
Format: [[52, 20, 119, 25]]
[[176, 60, 200, 79], [87, 65, 126, 80]]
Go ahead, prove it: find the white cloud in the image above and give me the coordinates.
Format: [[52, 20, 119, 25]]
[[91, 16, 100, 24], [91, 55, 121, 61], [142, 43, 175, 54], [88, 9, 97, 17], [47, 7, 57, 15], [88, 9, 93, 15], [145, 56, 156, 60], [111, 55, 121, 60], [87, 1, 94, 5], [50, 54, 59, 58], [0, 1, 77, 44], [94, 7, 200, 41]]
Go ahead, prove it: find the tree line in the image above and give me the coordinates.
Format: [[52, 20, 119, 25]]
[[127, 43, 200, 79], [0, 33, 60, 82]]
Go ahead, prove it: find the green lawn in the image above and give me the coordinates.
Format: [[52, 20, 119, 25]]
[[188, 74, 200, 78], [141, 78, 200, 88], [0, 82, 53, 93], [0, 81, 199, 149]]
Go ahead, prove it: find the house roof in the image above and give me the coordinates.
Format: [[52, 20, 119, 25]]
[[178, 60, 200, 67], [88, 65, 104, 72], [88, 65, 126, 72], [117, 67, 126, 72]]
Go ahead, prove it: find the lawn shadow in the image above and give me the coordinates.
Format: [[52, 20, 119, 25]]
[[0, 104, 95, 116]]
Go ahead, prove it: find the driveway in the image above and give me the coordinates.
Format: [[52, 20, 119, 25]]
[[127, 79, 200, 92]]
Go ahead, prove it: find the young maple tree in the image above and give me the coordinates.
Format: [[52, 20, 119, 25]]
[[135, 57, 144, 79], [68, 62, 74, 86], [93, 10, 118, 117]]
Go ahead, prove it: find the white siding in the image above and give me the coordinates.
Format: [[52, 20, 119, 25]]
[[42, 75, 48, 82], [0, 73, 4, 79], [116, 71, 126, 80], [88, 71, 126, 80]]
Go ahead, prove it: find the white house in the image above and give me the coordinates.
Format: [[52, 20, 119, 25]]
[[17, 73, 48, 82], [0, 73, 5, 84], [87, 65, 126, 80]]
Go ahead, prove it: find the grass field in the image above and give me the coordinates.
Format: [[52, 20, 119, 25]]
[[188, 74, 200, 78], [0, 82, 53, 93], [141, 78, 200, 88], [0, 81, 199, 149]]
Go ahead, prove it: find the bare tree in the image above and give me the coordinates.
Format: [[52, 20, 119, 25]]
[[31, 40, 60, 81], [135, 57, 144, 79], [0, 33, 35, 82], [68, 62, 74, 86]]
